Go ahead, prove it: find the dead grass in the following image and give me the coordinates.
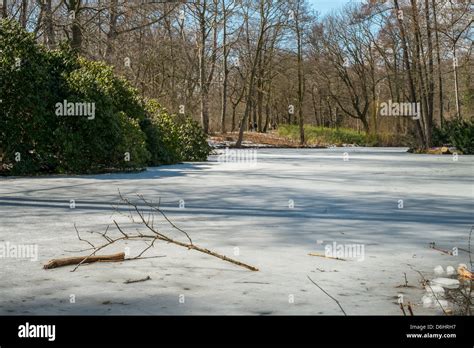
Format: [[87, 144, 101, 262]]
[[210, 131, 321, 148]]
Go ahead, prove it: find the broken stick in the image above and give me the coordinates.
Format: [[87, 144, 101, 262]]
[[43, 252, 125, 269], [124, 276, 151, 284], [308, 252, 346, 261], [429, 242, 452, 255], [399, 303, 406, 316]]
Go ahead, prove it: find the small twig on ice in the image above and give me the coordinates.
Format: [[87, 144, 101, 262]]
[[399, 303, 406, 316], [124, 276, 151, 284], [308, 252, 346, 261], [468, 225, 473, 272], [428, 242, 453, 255], [74, 223, 95, 249], [307, 275, 346, 315], [136, 193, 193, 245]]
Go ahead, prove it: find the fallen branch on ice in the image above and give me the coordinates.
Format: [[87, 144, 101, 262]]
[[45, 191, 259, 272]]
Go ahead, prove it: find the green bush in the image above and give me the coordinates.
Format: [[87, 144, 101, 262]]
[[177, 117, 211, 161], [116, 112, 150, 169], [433, 119, 474, 154], [0, 20, 209, 175], [142, 100, 181, 165], [54, 58, 150, 172], [0, 19, 56, 174], [142, 100, 210, 165]]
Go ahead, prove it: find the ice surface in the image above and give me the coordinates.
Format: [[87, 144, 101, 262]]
[[425, 285, 445, 294], [0, 147, 472, 315]]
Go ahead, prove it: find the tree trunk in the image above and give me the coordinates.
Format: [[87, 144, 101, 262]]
[[411, 0, 430, 147], [431, 0, 444, 127], [394, 0, 425, 147], [220, 0, 228, 134], [20, 0, 27, 28], [69, 0, 83, 53], [236, 9, 265, 147], [231, 105, 237, 132], [2, 0, 7, 18], [198, 0, 210, 134], [236, 0, 269, 147], [44, 0, 55, 49], [424, 0, 434, 146], [296, 3, 305, 145], [453, 47, 461, 119], [105, 0, 118, 62]]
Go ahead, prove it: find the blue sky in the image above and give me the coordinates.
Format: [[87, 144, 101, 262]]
[[308, 0, 362, 16]]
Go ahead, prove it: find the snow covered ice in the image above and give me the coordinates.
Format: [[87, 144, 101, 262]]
[[0, 147, 472, 315]]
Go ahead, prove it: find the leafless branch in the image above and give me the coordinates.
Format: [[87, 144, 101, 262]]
[[307, 275, 347, 316]]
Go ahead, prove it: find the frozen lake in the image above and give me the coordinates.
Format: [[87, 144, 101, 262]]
[[0, 147, 472, 315]]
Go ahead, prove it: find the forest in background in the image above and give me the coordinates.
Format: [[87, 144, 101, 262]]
[[0, 0, 473, 150]]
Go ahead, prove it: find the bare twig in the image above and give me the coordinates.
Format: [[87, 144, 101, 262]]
[[399, 303, 406, 316], [468, 226, 473, 315], [74, 223, 95, 249], [308, 252, 346, 261], [307, 275, 346, 315], [468, 226, 473, 272], [429, 242, 453, 255], [136, 193, 193, 245], [124, 276, 151, 284]]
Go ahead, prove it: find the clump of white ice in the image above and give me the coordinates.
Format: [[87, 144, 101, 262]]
[[446, 266, 456, 276], [434, 265, 444, 275], [431, 278, 460, 290], [425, 285, 444, 295]]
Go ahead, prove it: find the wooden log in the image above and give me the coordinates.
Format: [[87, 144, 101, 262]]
[[43, 252, 125, 269]]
